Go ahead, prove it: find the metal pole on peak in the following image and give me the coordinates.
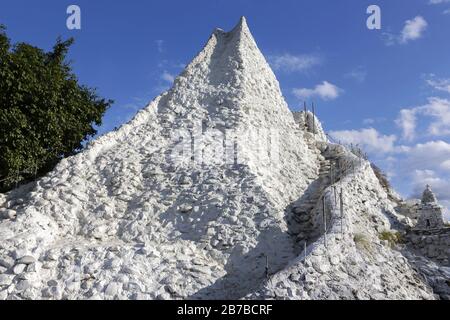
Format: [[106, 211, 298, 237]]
[[265, 254, 269, 279]]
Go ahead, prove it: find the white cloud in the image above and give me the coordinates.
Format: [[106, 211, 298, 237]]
[[292, 81, 342, 101], [422, 98, 450, 136], [396, 97, 450, 140], [161, 71, 175, 83], [397, 140, 450, 172], [426, 75, 450, 94], [344, 67, 367, 83], [363, 117, 386, 125], [329, 128, 397, 154], [441, 159, 450, 171], [386, 140, 450, 218], [382, 32, 397, 46], [268, 53, 321, 73], [429, 0, 450, 4], [383, 16, 428, 45], [396, 108, 417, 141], [400, 16, 428, 44], [430, 0, 450, 14]]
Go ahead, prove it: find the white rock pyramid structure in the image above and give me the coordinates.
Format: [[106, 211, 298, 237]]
[[0, 17, 442, 300]]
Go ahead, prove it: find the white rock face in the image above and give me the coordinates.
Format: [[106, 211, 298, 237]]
[[0, 17, 439, 300], [292, 111, 327, 143]]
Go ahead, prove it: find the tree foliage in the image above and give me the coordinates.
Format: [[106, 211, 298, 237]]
[[0, 25, 112, 191]]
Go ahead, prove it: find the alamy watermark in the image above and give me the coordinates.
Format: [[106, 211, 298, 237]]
[[367, 5, 381, 30], [66, 5, 81, 30], [166, 122, 281, 168]]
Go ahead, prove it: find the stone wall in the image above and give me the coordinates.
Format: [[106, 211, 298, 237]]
[[406, 228, 450, 266], [415, 204, 445, 230]]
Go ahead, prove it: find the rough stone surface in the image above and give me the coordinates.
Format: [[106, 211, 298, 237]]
[[406, 228, 450, 265], [0, 17, 447, 300]]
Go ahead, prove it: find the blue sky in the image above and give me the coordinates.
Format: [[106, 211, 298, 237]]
[[1, 0, 450, 216]]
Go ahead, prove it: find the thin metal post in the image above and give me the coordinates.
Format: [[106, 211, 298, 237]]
[[303, 102, 307, 132], [323, 196, 327, 247], [265, 255, 269, 279], [330, 162, 334, 185], [334, 185, 337, 207], [340, 189, 344, 236], [312, 102, 316, 136]]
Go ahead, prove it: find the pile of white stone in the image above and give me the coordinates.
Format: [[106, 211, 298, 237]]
[[0, 17, 443, 300]]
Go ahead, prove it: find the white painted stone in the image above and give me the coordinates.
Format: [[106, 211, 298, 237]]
[[0, 16, 442, 301], [0, 274, 13, 287], [18, 255, 36, 265], [12, 264, 26, 275]]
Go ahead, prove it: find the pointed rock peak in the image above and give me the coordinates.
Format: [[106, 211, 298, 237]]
[[210, 17, 250, 39], [230, 16, 251, 36], [238, 16, 248, 28]]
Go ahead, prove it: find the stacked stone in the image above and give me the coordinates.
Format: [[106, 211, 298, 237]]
[[415, 185, 445, 230]]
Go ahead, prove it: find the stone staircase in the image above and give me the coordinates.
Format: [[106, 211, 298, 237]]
[[286, 136, 347, 254]]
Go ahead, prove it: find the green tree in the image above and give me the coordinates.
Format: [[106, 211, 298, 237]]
[[0, 25, 113, 191]]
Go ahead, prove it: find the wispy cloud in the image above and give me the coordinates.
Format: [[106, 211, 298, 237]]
[[429, 0, 450, 4], [292, 81, 342, 101], [161, 71, 175, 83], [363, 117, 386, 125], [383, 16, 428, 45], [425, 74, 450, 94], [429, 0, 450, 14], [268, 53, 321, 73], [329, 128, 397, 154], [155, 40, 165, 53], [122, 96, 151, 112], [344, 67, 367, 83]]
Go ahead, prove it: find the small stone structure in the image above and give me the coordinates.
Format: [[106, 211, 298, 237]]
[[414, 185, 445, 230], [405, 185, 449, 266]]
